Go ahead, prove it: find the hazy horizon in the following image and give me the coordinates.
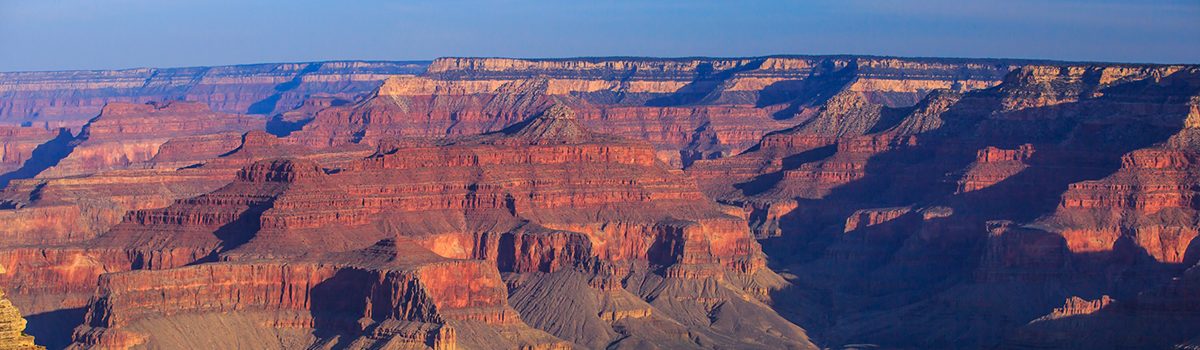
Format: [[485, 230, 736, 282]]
[[1, 0, 1198, 72]]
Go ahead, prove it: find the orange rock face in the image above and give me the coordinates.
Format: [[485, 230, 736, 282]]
[[0, 126, 66, 176]]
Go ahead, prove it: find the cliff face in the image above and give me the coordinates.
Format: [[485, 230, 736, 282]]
[[0, 127, 65, 177], [36, 101, 264, 178], [69, 242, 561, 350], [689, 63, 1200, 349], [0, 61, 428, 126], [2, 56, 1198, 349], [288, 56, 1019, 167], [0, 105, 813, 349]]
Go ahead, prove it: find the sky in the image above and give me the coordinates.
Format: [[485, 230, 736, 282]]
[[0, 0, 1197, 72]]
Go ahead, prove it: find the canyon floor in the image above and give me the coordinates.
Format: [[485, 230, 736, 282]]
[[0, 56, 1198, 349]]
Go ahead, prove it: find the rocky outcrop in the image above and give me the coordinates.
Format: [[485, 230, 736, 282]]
[[0, 61, 428, 125], [0, 286, 42, 350]]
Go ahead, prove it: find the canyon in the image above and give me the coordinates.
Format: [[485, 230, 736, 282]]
[[0, 56, 1197, 349]]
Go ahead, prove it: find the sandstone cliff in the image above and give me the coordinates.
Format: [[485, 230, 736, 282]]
[[0, 286, 42, 350]]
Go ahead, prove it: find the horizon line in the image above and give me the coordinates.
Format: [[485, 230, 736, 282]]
[[3, 53, 1197, 74]]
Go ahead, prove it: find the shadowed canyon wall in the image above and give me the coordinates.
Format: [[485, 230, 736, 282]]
[[0, 61, 428, 129]]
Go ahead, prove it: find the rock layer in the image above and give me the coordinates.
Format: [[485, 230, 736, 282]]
[[0, 61, 428, 126], [0, 286, 42, 350], [2, 56, 1198, 349], [289, 56, 1024, 167], [691, 63, 1200, 348]]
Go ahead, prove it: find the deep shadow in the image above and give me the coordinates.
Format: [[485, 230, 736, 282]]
[[761, 59, 861, 120], [185, 198, 274, 266], [0, 128, 75, 188], [752, 69, 1200, 349], [265, 116, 313, 137], [247, 62, 323, 115], [645, 59, 766, 107], [734, 144, 837, 196], [308, 269, 378, 346], [25, 307, 86, 350]]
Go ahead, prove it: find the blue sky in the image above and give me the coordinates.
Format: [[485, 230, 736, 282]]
[[0, 0, 1196, 71]]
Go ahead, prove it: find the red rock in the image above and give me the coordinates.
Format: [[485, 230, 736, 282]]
[[5, 57, 1199, 350], [38, 101, 264, 178], [69, 240, 563, 349], [289, 57, 1017, 167], [0, 126, 66, 175]]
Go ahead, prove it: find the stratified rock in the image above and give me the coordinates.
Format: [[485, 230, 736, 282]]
[[5, 105, 812, 349], [689, 63, 1200, 348], [0, 285, 42, 350], [0, 126, 66, 176], [0, 61, 427, 125], [37, 101, 264, 178], [289, 56, 1020, 167], [5, 56, 1199, 350], [69, 240, 565, 350]]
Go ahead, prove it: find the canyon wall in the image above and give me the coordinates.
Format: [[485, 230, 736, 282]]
[[0, 61, 428, 128], [689, 63, 1200, 349], [2, 56, 1198, 349], [290, 56, 1026, 166]]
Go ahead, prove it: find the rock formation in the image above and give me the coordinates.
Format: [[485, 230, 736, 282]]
[[0, 127, 65, 175], [690, 63, 1200, 348], [1, 56, 1198, 349], [0, 61, 428, 126], [36, 101, 264, 178], [1, 101, 814, 349], [288, 56, 1022, 167], [0, 285, 42, 350]]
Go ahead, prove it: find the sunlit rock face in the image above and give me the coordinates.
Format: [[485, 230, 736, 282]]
[[0, 286, 42, 350], [0, 102, 814, 349], [2, 56, 1199, 349]]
